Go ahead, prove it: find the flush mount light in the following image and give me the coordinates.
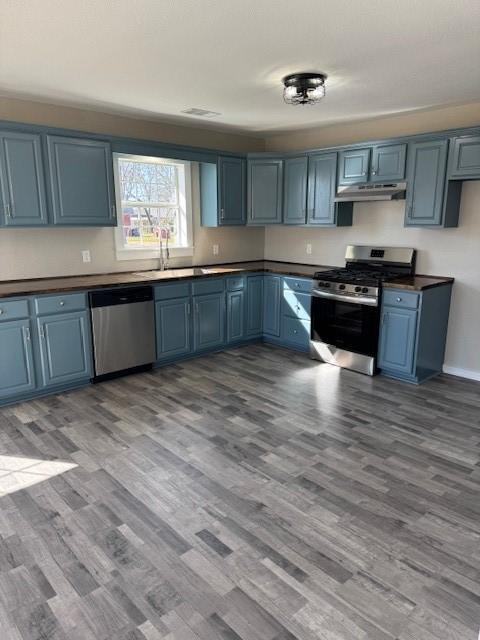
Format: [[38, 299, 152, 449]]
[[282, 72, 327, 105]]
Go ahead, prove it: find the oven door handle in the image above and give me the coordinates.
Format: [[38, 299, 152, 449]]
[[311, 289, 378, 307]]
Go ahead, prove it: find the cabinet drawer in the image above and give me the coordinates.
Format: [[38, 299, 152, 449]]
[[0, 299, 30, 322], [282, 290, 311, 320], [192, 278, 225, 296], [382, 289, 419, 309], [154, 282, 191, 300], [281, 316, 310, 349], [226, 276, 245, 291], [34, 293, 87, 315], [283, 276, 312, 293]]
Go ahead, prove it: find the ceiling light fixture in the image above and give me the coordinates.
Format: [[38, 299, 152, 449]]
[[282, 72, 327, 105]]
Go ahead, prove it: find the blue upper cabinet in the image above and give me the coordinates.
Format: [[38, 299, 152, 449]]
[[218, 156, 246, 225], [449, 135, 480, 179], [338, 148, 371, 185], [47, 135, 116, 226], [37, 311, 92, 387], [263, 275, 281, 336], [307, 152, 353, 226], [0, 131, 48, 226], [283, 157, 308, 224], [200, 156, 246, 227], [247, 158, 283, 224], [370, 143, 406, 182], [404, 138, 449, 226]]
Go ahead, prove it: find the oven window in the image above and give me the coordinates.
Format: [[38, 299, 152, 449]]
[[311, 296, 380, 356]]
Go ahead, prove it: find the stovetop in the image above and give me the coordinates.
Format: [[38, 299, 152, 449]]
[[314, 268, 403, 287]]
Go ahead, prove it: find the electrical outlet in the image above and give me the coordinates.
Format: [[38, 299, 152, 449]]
[[82, 250, 91, 263], [306, 243, 312, 255], [212, 244, 219, 256]]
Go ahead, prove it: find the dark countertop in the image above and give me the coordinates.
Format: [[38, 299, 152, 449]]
[[0, 261, 454, 299], [0, 261, 332, 299], [383, 275, 455, 291]]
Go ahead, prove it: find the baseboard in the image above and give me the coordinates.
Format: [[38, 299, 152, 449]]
[[442, 365, 480, 382]]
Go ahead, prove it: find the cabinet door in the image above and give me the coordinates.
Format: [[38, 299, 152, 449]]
[[405, 139, 448, 226], [247, 159, 283, 224], [0, 132, 48, 226], [263, 275, 281, 337], [37, 311, 91, 387], [156, 297, 191, 360], [449, 135, 480, 179], [47, 135, 115, 226], [0, 319, 36, 399], [338, 148, 371, 185], [283, 157, 308, 224], [193, 293, 225, 351], [378, 307, 417, 375], [227, 290, 245, 343], [307, 152, 337, 225], [246, 275, 264, 336], [371, 143, 406, 182], [218, 156, 246, 225]]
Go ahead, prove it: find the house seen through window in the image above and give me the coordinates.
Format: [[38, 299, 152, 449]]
[[113, 153, 193, 259]]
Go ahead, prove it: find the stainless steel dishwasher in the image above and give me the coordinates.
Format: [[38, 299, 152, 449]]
[[89, 286, 156, 381]]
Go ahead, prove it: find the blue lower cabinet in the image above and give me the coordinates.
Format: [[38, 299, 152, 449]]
[[281, 316, 311, 350], [263, 275, 281, 337], [193, 293, 225, 351], [37, 311, 91, 387], [227, 290, 245, 343], [0, 319, 36, 399], [155, 298, 191, 361], [246, 275, 264, 337], [378, 307, 417, 376]]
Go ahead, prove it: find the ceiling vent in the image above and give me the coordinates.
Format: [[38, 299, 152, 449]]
[[181, 108, 221, 118]]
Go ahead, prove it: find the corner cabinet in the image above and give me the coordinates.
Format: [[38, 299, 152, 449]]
[[0, 131, 48, 227], [247, 158, 283, 225], [378, 285, 452, 384], [200, 156, 246, 227], [448, 135, 480, 179], [47, 135, 116, 226], [307, 152, 352, 226]]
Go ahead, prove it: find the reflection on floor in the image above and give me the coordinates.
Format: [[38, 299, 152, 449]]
[[0, 343, 479, 640]]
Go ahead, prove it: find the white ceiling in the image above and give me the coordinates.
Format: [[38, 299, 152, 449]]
[[0, 0, 479, 134]]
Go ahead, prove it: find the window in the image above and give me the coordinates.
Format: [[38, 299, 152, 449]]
[[113, 153, 193, 260]]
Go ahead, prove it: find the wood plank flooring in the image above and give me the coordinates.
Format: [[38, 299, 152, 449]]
[[0, 343, 479, 640]]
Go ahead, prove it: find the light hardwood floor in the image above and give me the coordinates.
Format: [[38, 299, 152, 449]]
[[0, 344, 479, 640]]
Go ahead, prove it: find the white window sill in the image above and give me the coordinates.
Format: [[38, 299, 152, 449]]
[[115, 246, 194, 261]]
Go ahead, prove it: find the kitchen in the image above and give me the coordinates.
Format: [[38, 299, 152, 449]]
[[0, 2, 480, 639]]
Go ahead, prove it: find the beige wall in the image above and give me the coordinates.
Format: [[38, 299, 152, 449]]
[[265, 101, 480, 152], [263, 102, 480, 379]]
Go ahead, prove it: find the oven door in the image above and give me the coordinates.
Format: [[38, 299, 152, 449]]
[[311, 291, 380, 357]]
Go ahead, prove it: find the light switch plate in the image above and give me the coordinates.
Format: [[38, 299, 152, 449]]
[[306, 243, 312, 255], [212, 244, 219, 256], [82, 250, 91, 263]]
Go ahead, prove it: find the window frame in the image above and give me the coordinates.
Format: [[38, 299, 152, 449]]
[[113, 152, 194, 261]]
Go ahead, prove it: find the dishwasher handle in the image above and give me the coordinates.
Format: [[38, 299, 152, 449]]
[[89, 286, 153, 308]]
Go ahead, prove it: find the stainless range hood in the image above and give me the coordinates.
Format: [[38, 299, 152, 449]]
[[335, 182, 406, 202]]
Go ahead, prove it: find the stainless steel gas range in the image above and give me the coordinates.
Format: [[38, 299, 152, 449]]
[[310, 245, 416, 375]]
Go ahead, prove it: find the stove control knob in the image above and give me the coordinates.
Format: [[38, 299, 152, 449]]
[[324, 282, 331, 288], [355, 286, 362, 292], [362, 287, 369, 293], [339, 284, 346, 290]]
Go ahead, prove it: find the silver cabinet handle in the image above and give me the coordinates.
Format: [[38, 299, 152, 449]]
[[39, 325, 45, 339], [0, 309, 3, 315], [187, 303, 191, 315], [24, 326, 31, 341], [59, 300, 65, 306], [396, 297, 402, 302], [4, 203, 11, 218], [372, 169, 377, 175], [293, 329, 298, 334], [220, 208, 225, 220], [111, 205, 116, 217]]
